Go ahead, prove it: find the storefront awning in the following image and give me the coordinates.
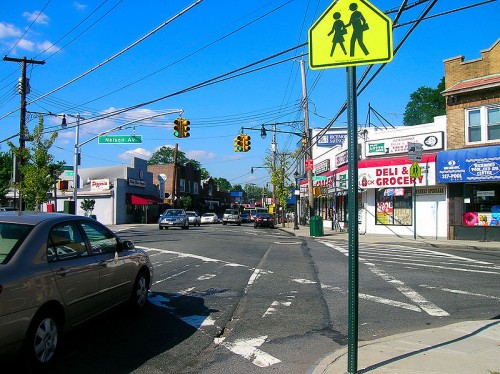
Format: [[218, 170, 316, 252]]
[[436, 145, 500, 183], [127, 193, 161, 205]]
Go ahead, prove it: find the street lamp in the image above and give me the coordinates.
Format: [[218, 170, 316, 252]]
[[294, 171, 299, 230], [61, 110, 182, 215], [61, 113, 81, 214]]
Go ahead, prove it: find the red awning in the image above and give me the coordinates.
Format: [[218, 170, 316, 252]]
[[128, 193, 161, 205]]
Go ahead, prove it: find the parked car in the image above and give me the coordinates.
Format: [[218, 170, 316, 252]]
[[222, 209, 241, 226], [0, 207, 15, 212], [240, 212, 251, 223], [158, 209, 189, 229], [0, 212, 153, 366], [186, 211, 201, 226], [254, 212, 275, 229], [201, 212, 219, 224]]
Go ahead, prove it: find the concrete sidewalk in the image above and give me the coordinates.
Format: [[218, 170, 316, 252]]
[[278, 223, 499, 251], [308, 320, 500, 374], [277, 225, 499, 373]]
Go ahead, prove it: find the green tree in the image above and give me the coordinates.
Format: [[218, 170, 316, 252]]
[[213, 177, 231, 191], [244, 183, 264, 201], [263, 152, 291, 226], [403, 77, 446, 126], [179, 195, 192, 210], [200, 167, 210, 180], [148, 146, 201, 169], [9, 115, 64, 211], [0, 150, 13, 204], [80, 199, 95, 216]]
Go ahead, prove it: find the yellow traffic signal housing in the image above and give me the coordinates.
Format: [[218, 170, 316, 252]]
[[242, 134, 251, 152], [234, 134, 243, 152], [173, 117, 183, 138], [182, 118, 190, 138], [57, 180, 68, 190], [301, 136, 307, 147]]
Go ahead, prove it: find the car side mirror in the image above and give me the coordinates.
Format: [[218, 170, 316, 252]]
[[120, 240, 135, 251]]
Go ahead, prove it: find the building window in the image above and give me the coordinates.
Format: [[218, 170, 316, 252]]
[[466, 106, 500, 144], [179, 179, 185, 192], [375, 188, 412, 226], [193, 182, 199, 194]]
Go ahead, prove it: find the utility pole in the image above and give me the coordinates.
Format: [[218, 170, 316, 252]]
[[300, 58, 314, 219], [3, 56, 45, 211]]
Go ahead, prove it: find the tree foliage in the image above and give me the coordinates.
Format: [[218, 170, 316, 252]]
[[263, 152, 291, 211], [213, 177, 231, 191], [8, 115, 64, 211], [403, 77, 446, 126], [148, 146, 201, 169], [0, 150, 12, 204]]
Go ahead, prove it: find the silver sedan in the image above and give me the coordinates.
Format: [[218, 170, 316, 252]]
[[0, 212, 154, 367]]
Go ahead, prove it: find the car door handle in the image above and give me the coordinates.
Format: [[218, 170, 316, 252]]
[[98, 260, 107, 267], [55, 268, 69, 276]]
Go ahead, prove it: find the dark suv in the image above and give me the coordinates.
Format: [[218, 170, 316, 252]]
[[222, 209, 241, 226]]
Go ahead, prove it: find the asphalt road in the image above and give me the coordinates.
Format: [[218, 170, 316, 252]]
[[18, 222, 498, 374]]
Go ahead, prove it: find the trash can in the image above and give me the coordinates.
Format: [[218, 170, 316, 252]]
[[309, 216, 324, 237]]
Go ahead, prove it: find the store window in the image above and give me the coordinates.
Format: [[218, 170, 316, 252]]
[[375, 188, 412, 226], [464, 184, 500, 226], [466, 106, 500, 144]]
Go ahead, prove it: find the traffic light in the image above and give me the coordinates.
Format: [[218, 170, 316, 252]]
[[234, 134, 243, 152], [181, 118, 190, 138], [242, 134, 251, 152], [57, 180, 68, 190], [301, 136, 307, 148], [173, 117, 183, 138]]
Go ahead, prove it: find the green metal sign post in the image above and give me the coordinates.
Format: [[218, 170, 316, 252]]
[[346, 66, 359, 373]]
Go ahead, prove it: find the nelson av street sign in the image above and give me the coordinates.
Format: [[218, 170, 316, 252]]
[[98, 135, 142, 144]]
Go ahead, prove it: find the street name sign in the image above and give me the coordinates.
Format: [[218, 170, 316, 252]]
[[308, 0, 393, 69], [98, 135, 142, 144]]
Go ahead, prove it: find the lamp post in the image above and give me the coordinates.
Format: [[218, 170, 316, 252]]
[[294, 171, 299, 230], [61, 113, 80, 214], [61, 110, 183, 215]]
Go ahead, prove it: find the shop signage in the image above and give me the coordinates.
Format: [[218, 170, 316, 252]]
[[316, 133, 346, 147], [128, 179, 146, 188], [315, 159, 330, 174], [358, 159, 436, 188], [416, 187, 445, 195], [90, 179, 110, 191], [366, 132, 443, 157], [335, 150, 348, 167], [477, 190, 495, 198], [436, 145, 500, 183]]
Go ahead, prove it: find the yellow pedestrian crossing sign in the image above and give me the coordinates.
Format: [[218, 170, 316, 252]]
[[409, 162, 422, 179], [308, 0, 393, 69]]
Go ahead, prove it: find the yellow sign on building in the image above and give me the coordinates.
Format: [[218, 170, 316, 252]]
[[309, 0, 393, 69]]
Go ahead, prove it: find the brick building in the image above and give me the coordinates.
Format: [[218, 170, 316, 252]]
[[438, 38, 500, 240]]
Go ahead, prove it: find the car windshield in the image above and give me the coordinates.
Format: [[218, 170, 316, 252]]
[[257, 213, 272, 218], [203, 213, 214, 217], [186, 212, 195, 216], [0, 222, 33, 264], [164, 210, 183, 216]]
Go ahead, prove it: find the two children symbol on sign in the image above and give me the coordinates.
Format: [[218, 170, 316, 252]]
[[327, 3, 370, 58]]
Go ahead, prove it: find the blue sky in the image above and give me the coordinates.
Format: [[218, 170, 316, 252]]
[[1, 0, 499, 187]]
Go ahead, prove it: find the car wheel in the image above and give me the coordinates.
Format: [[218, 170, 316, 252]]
[[24, 310, 61, 366], [270, 224, 274, 229], [237, 222, 241, 226], [130, 270, 149, 310], [159, 226, 163, 230], [254, 224, 258, 228]]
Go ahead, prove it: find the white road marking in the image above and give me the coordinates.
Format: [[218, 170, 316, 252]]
[[137, 246, 247, 268], [198, 274, 216, 280], [219, 336, 281, 367], [262, 300, 292, 318], [419, 284, 500, 301], [274, 241, 302, 245], [318, 241, 450, 317]]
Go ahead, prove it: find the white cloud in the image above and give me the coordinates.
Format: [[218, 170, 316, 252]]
[[37, 40, 60, 53], [16, 38, 35, 51], [23, 11, 50, 25], [73, 2, 87, 11], [0, 22, 21, 38], [185, 150, 216, 162], [118, 148, 152, 161]]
